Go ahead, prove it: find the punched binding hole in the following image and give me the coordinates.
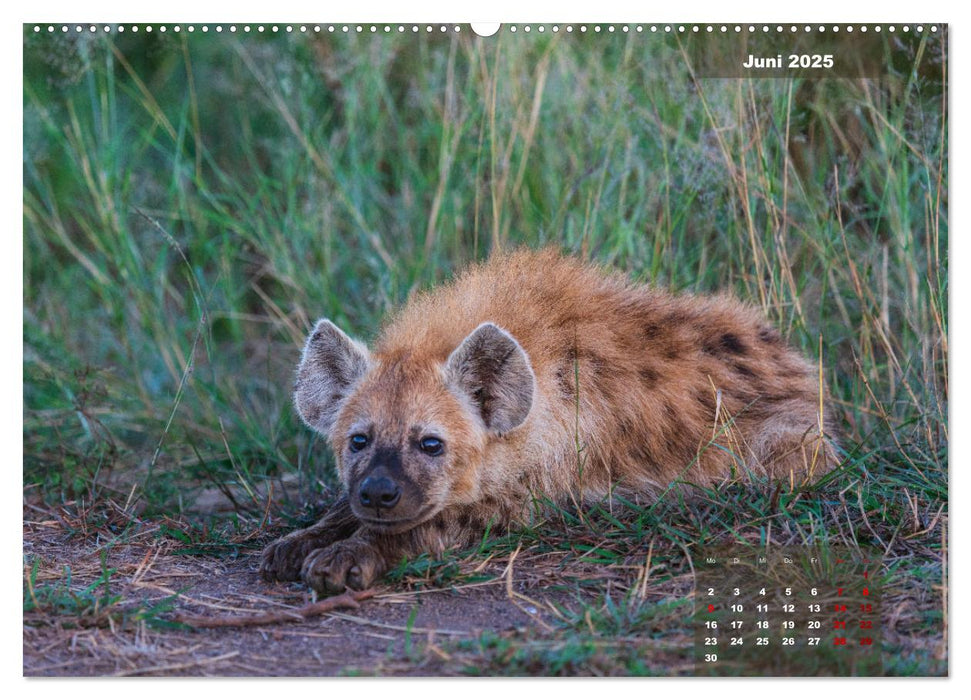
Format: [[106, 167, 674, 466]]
[[470, 23, 500, 37]]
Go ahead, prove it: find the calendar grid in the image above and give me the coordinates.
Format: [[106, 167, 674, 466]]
[[694, 545, 883, 676]]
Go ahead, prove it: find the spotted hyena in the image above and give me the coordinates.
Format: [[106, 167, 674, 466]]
[[260, 249, 838, 594]]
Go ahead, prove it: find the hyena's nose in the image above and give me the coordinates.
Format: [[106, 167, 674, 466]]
[[358, 475, 401, 510]]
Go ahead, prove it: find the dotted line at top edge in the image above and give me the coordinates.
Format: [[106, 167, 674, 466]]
[[30, 24, 942, 35]]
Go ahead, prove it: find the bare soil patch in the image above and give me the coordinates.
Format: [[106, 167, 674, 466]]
[[23, 503, 693, 677]]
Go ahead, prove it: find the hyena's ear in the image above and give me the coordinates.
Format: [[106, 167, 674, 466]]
[[445, 323, 535, 434], [294, 319, 371, 435]]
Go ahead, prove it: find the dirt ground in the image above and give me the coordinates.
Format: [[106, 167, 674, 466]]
[[25, 569, 542, 676], [23, 506, 694, 677], [23, 541, 528, 675]]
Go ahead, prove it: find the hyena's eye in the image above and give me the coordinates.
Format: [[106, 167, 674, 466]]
[[419, 436, 444, 456], [349, 434, 370, 452]]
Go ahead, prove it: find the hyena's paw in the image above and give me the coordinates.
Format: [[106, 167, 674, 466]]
[[260, 530, 328, 583], [301, 539, 384, 595]]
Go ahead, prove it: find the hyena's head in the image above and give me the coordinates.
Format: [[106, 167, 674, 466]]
[[293, 319, 535, 533]]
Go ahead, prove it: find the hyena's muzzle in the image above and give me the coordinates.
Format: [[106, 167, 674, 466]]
[[348, 446, 430, 530], [357, 468, 401, 510]]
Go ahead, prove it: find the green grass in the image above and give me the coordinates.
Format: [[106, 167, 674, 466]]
[[23, 25, 946, 675], [24, 551, 183, 630], [453, 630, 663, 676]]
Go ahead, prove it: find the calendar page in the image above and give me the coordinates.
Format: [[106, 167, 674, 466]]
[[22, 11, 947, 679], [695, 546, 883, 675]]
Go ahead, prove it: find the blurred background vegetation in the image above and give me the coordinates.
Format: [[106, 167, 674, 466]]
[[23, 25, 946, 519]]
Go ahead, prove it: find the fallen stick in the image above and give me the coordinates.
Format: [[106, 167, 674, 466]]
[[175, 589, 375, 629]]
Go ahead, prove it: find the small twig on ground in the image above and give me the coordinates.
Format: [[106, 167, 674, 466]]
[[174, 589, 375, 629]]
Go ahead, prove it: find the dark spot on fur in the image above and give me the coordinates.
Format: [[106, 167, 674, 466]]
[[732, 362, 758, 379], [643, 323, 660, 340], [638, 366, 660, 386], [763, 390, 811, 404], [617, 415, 638, 436], [721, 333, 745, 355], [703, 332, 747, 357], [562, 345, 605, 378], [479, 495, 499, 511], [758, 326, 782, 345], [555, 366, 576, 400], [663, 402, 678, 420], [661, 342, 682, 360]]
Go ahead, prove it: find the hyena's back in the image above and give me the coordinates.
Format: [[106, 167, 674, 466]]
[[378, 249, 836, 493]]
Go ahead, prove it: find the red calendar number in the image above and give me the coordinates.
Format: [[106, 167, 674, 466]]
[[859, 637, 873, 646], [834, 637, 847, 646]]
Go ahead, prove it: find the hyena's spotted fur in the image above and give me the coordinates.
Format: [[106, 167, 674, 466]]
[[261, 249, 838, 594]]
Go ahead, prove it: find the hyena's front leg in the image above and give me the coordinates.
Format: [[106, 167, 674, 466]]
[[260, 495, 359, 582], [301, 507, 487, 595]]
